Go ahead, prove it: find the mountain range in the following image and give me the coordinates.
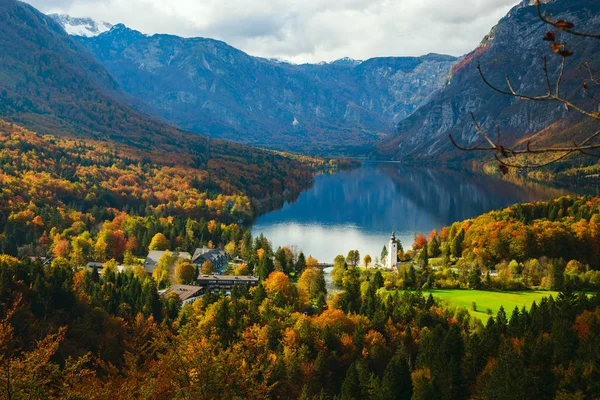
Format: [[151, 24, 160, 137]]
[[3, 0, 599, 164], [63, 23, 456, 154], [45, 0, 600, 162]]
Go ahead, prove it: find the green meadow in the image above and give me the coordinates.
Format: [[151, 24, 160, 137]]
[[421, 289, 559, 320], [381, 289, 560, 320]]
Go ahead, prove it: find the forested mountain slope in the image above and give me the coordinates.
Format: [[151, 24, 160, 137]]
[[0, 0, 323, 209]]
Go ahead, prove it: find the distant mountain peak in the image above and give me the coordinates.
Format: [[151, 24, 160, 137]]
[[266, 57, 293, 65], [49, 14, 113, 37], [330, 57, 363, 66]]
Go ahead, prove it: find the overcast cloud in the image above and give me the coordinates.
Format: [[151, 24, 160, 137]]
[[26, 0, 520, 63]]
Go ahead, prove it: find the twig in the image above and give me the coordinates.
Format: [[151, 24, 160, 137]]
[[494, 151, 574, 169], [537, 0, 600, 40], [451, 1, 600, 170]]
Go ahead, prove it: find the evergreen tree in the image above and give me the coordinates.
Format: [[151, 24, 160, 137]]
[[425, 293, 435, 309], [250, 283, 267, 316], [451, 229, 464, 258], [360, 280, 379, 318], [479, 339, 529, 400], [296, 252, 307, 275], [240, 230, 253, 259], [380, 347, 413, 400], [340, 267, 361, 313], [381, 245, 388, 263], [496, 306, 508, 336], [141, 279, 162, 321], [468, 266, 482, 289], [215, 298, 231, 346], [274, 247, 287, 272], [340, 362, 362, 400], [417, 244, 428, 268]]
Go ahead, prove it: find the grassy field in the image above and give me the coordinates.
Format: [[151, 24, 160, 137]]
[[419, 289, 559, 321]]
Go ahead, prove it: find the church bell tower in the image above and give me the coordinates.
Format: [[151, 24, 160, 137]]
[[388, 232, 397, 269]]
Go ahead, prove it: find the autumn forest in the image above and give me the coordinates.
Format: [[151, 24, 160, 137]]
[[1, 0, 600, 398]]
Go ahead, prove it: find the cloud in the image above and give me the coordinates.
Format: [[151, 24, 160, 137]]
[[27, 0, 519, 63]]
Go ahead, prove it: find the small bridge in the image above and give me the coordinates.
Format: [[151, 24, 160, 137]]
[[317, 263, 333, 269]]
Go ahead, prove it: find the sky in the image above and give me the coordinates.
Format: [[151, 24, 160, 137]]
[[27, 0, 521, 64]]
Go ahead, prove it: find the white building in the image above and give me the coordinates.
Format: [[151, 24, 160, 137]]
[[387, 232, 398, 269]]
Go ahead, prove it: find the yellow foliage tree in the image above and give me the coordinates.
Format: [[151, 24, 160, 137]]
[[102, 259, 118, 279], [224, 241, 237, 257], [200, 260, 214, 275], [175, 261, 196, 284], [298, 268, 318, 305], [153, 251, 176, 289], [234, 264, 250, 276], [264, 271, 291, 297], [306, 256, 319, 269], [148, 233, 169, 251], [256, 248, 265, 261]]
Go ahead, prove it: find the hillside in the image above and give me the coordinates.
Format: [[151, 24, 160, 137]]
[[436, 195, 600, 270], [377, 0, 600, 164], [0, 0, 163, 148], [67, 22, 456, 154], [0, 0, 325, 206]]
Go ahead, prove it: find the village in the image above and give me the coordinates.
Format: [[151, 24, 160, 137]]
[[81, 245, 259, 304]]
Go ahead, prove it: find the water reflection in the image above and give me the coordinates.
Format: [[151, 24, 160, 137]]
[[252, 162, 580, 263]]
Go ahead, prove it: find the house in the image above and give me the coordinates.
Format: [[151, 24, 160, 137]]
[[85, 261, 105, 272], [163, 284, 203, 304], [143, 250, 192, 275], [197, 274, 259, 290], [192, 247, 229, 270], [29, 256, 52, 266], [85, 262, 130, 274]]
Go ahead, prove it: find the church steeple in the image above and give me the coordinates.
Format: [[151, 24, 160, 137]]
[[387, 232, 398, 269]]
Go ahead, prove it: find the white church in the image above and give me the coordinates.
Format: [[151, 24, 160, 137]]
[[386, 232, 398, 269]]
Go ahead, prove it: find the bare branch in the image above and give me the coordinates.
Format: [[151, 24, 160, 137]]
[[556, 56, 566, 97], [505, 74, 519, 96], [537, 0, 600, 40], [577, 129, 600, 147], [494, 151, 574, 169], [477, 62, 552, 101], [452, 1, 600, 171], [542, 57, 553, 95], [470, 113, 497, 148], [583, 62, 600, 85], [449, 134, 495, 152], [459, 117, 600, 155]]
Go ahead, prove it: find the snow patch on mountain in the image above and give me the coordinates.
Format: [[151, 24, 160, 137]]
[[331, 57, 363, 66], [49, 14, 113, 37]]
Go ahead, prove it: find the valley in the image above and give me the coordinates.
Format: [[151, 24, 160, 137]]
[[0, 0, 599, 398]]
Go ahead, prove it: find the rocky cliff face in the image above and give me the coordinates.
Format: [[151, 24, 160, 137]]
[[378, 0, 600, 161], [74, 26, 456, 154]]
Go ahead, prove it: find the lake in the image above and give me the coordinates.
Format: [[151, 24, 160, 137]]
[[252, 162, 584, 264]]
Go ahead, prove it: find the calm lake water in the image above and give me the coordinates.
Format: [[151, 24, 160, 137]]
[[252, 162, 583, 264]]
